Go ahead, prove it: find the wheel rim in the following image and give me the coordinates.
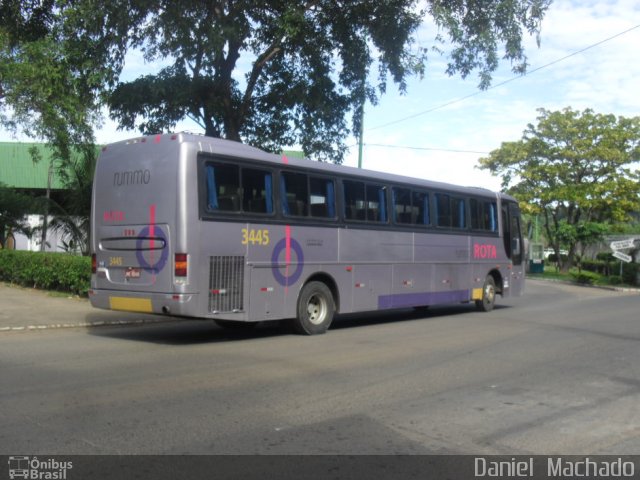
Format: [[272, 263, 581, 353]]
[[306, 294, 327, 325], [484, 283, 495, 305]]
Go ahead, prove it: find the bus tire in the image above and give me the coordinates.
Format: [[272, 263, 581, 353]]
[[292, 281, 335, 335], [475, 275, 496, 312]]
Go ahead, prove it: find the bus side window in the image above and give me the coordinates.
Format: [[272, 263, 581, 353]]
[[470, 199, 497, 232], [487, 201, 497, 232], [366, 184, 387, 223], [309, 177, 336, 218], [242, 168, 273, 214], [344, 180, 366, 221], [435, 193, 451, 227], [206, 163, 240, 212], [510, 211, 523, 265], [413, 191, 430, 225], [470, 199, 480, 229], [452, 197, 466, 229], [502, 205, 510, 258], [392, 187, 412, 224], [281, 171, 308, 216]]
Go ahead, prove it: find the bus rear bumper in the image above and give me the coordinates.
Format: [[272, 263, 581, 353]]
[[88, 289, 199, 317]]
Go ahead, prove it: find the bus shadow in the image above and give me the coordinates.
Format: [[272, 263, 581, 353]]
[[331, 303, 509, 330], [85, 303, 510, 345], [85, 315, 287, 345]]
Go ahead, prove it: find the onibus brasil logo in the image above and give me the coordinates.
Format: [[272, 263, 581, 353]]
[[8, 456, 72, 480]]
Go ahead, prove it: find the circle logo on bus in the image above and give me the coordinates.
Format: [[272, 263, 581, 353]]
[[271, 237, 304, 287], [136, 226, 169, 274]]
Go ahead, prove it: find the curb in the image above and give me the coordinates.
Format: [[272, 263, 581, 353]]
[[0, 316, 176, 333], [526, 276, 640, 293]]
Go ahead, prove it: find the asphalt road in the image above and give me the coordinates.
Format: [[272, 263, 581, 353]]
[[1, 280, 639, 455]]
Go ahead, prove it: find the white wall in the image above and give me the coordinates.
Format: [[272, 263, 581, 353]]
[[9, 215, 75, 253]]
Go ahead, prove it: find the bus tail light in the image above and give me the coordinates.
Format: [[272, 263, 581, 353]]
[[175, 253, 188, 277], [91, 254, 97, 274]]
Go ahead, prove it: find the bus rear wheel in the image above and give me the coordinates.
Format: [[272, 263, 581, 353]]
[[292, 281, 335, 335], [475, 275, 496, 312]]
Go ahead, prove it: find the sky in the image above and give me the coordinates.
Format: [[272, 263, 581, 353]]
[[3, 0, 640, 192], [344, 0, 640, 191]]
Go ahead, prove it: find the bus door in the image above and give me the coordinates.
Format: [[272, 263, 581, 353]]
[[502, 202, 525, 296]]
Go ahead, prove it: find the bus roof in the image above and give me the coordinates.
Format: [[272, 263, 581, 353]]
[[105, 133, 515, 202]]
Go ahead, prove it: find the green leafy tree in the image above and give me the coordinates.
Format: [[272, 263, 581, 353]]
[[1, 15, 95, 159], [2, 1, 550, 164], [556, 220, 608, 272], [44, 150, 96, 255], [480, 107, 640, 272], [0, 183, 38, 248], [0, 0, 133, 167], [103, 0, 550, 162], [1, 1, 123, 251]]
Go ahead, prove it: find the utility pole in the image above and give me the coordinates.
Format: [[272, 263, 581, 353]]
[[40, 161, 53, 251], [357, 101, 364, 169]]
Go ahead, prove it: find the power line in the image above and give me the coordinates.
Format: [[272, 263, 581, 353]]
[[366, 23, 640, 133], [364, 143, 489, 155]]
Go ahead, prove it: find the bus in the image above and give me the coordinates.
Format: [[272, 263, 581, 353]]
[[89, 133, 524, 335]]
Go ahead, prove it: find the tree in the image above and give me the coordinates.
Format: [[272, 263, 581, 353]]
[[1, 1, 124, 252], [0, 183, 37, 248], [43, 149, 96, 255], [479, 107, 640, 272], [557, 220, 608, 273], [2, 1, 550, 164], [103, 0, 550, 162], [0, 7, 98, 160], [1, 0, 136, 168]]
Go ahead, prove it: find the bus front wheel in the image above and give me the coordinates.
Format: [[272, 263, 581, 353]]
[[292, 281, 335, 335], [476, 275, 496, 312]]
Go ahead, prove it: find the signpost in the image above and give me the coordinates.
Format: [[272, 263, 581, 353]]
[[610, 239, 637, 251], [612, 250, 633, 263], [609, 238, 636, 278]]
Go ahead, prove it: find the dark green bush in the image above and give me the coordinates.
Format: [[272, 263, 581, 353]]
[[596, 252, 615, 262], [622, 262, 640, 286], [607, 275, 623, 285], [547, 253, 568, 264], [0, 250, 91, 295], [580, 259, 604, 274], [570, 270, 599, 285]]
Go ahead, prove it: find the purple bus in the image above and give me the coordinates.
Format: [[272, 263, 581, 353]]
[[90, 133, 524, 334]]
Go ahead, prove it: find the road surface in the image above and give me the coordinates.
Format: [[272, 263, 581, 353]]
[[1, 280, 639, 454]]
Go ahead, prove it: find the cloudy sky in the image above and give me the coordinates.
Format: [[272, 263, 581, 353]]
[[346, 0, 640, 191], [5, 1, 640, 192]]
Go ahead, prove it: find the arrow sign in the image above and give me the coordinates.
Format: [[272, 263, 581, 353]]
[[612, 250, 632, 263], [610, 238, 636, 250]]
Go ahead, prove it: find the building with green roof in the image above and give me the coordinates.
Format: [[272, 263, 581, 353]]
[[0, 142, 67, 191], [1, 142, 77, 251], [1, 141, 304, 251]]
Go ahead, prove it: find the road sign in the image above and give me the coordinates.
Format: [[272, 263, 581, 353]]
[[612, 250, 632, 263], [610, 238, 636, 250]]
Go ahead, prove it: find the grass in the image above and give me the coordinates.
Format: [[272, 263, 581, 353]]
[[527, 265, 635, 288]]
